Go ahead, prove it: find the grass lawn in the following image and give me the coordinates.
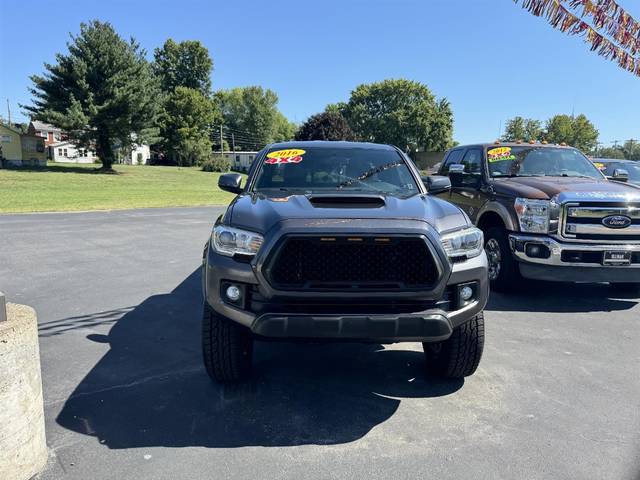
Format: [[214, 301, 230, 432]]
[[0, 163, 240, 213]]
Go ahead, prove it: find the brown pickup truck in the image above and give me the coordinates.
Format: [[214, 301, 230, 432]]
[[429, 142, 640, 292]]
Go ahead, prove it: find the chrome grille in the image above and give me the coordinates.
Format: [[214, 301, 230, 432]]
[[562, 202, 640, 242]]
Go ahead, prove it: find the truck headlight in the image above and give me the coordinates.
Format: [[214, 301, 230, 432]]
[[212, 225, 264, 257], [441, 227, 484, 260], [514, 198, 551, 233]]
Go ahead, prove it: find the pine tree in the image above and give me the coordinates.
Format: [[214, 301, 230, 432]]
[[25, 21, 159, 171]]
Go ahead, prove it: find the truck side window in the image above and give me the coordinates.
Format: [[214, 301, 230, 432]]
[[461, 149, 482, 174], [440, 149, 464, 174]]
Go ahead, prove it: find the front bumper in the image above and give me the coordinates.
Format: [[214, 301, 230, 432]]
[[509, 233, 640, 283], [204, 246, 488, 343]]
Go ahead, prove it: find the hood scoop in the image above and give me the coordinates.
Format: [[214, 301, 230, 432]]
[[307, 194, 386, 208]]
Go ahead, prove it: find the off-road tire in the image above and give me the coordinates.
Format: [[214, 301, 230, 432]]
[[484, 226, 521, 292], [423, 313, 485, 378], [202, 304, 253, 383]]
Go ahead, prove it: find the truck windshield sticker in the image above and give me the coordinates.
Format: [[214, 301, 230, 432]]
[[265, 149, 306, 164], [487, 147, 516, 162]]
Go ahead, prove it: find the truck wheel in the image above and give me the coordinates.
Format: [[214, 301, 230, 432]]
[[202, 304, 253, 383], [423, 313, 485, 378], [484, 226, 521, 292]]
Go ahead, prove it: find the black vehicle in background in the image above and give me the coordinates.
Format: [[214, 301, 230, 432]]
[[202, 141, 489, 383], [592, 158, 640, 186]]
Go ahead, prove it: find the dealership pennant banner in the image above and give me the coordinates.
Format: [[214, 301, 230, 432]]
[[514, 0, 640, 77]]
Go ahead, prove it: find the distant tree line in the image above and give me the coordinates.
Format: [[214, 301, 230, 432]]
[[596, 140, 640, 161], [295, 79, 455, 154], [24, 21, 456, 171], [501, 114, 601, 153], [25, 21, 296, 170]]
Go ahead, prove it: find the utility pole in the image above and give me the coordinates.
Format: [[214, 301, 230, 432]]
[[219, 125, 224, 155], [6, 99, 11, 125]]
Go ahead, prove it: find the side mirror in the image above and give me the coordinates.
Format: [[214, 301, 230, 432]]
[[448, 163, 465, 186], [423, 175, 451, 195], [609, 168, 629, 182], [218, 173, 243, 194]]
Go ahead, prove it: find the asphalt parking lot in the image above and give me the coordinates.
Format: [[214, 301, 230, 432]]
[[1, 207, 639, 480]]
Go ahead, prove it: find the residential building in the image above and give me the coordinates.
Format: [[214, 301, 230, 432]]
[[0, 122, 46, 167], [221, 151, 258, 172], [28, 120, 63, 146], [49, 141, 97, 163], [119, 143, 151, 165]]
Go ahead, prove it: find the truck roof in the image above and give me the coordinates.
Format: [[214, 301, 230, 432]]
[[452, 142, 575, 150], [266, 140, 397, 151]]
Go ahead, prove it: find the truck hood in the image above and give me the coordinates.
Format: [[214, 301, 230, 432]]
[[226, 193, 468, 235], [490, 176, 640, 201]]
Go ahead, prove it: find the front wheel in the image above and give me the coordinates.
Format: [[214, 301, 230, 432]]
[[423, 313, 485, 378], [484, 226, 521, 292], [202, 304, 253, 383]]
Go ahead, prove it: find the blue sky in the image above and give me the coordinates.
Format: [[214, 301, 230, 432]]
[[1, 0, 638, 146]]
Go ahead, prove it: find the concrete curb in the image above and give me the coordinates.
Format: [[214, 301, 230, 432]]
[[0, 302, 48, 480]]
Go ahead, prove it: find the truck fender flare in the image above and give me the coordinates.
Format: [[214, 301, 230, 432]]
[[476, 202, 518, 232]]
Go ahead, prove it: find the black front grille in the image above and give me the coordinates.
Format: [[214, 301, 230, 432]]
[[265, 236, 438, 291]]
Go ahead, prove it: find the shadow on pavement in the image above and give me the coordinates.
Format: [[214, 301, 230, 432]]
[[487, 280, 639, 313], [56, 269, 463, 448]]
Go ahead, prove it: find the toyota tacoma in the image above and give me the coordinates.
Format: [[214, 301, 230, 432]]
[[431, 142, 640, 291], [202, 141, 488, 383]]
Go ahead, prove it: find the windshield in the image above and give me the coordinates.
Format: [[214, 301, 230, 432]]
[[595, 161, 640, 182], [487, 146, 604, 179], [253, 146, 419, 197]]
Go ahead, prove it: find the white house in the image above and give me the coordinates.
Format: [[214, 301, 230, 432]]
[[120, 143, 151, 165], [221, 151, 258, 172], [49, 141, 97, 163]]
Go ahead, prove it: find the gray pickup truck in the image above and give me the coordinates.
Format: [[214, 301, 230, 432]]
[[202, 141, 488, 383]]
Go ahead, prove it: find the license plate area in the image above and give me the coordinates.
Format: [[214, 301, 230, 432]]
[[602, 251, 632, 266]]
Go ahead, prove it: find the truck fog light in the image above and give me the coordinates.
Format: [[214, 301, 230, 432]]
[[460, 285, 473, 301], [525, 243, 550, 259], [226, 285, 241, 302], [456, 282, 477, 308]]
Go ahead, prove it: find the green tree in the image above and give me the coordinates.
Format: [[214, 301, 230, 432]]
[[324, 102, 348, 116], [153, 39, 213, 95], [342, 79, 453, 153], [502, 116, 543, 142], [215, 86, 289, 147], [545, 114, 598, 152], [295, 111, 355, 141], [25, 21, 159, 171], [597, 147, 625, 159], [272, 112, 297, 142], [622, 140, 640, 161], [160, 86, 218, 165]]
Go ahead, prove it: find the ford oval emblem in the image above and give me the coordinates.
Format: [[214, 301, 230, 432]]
[[602, 215, 632, 229]]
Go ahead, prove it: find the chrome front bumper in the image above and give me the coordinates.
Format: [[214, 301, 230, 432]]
[[509, 233, 640, 282]]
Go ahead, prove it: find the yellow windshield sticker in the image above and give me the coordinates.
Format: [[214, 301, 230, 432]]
[[487, 147, 516, 162], [265, 149, 306, 164]]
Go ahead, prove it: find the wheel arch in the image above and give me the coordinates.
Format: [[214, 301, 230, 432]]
[[477, 203, 517, 232]]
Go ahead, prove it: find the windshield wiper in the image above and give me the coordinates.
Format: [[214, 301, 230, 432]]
[[337, 161, 403, 189]]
